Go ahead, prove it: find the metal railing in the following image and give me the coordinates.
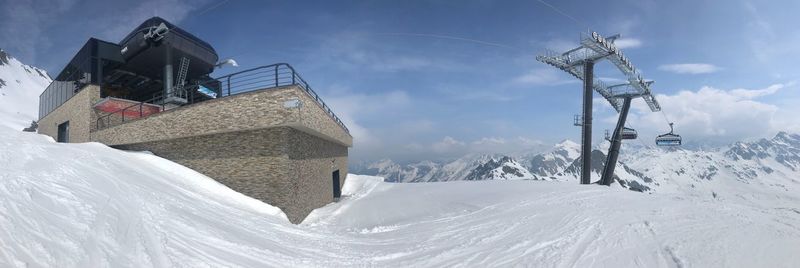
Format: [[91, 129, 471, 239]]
[[95, 63, 349, 134], [95, 95, 165, 130], [200, 63, 349, 133]]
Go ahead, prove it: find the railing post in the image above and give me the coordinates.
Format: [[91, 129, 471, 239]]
[[227, 76, 231, 96], [275, 66, 279, 87]]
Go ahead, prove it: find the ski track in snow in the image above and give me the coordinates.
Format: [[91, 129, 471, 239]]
[[1, 127, 800, 267]]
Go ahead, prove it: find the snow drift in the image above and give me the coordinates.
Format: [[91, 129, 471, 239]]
[[2, 126, 800, 267]]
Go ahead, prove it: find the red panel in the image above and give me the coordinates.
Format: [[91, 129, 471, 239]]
[[94, 98, 162, 119]]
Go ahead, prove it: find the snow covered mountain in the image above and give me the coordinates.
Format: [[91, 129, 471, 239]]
[[462, 156, 537, 181], [0, 49, 51, 130], [619, 131, 800, 195], [354, 132, 800, 194], [351, 141, 581, 183], [352, 139, 618, 185], [523, 139, 581, 178], [353, 154, 498, 182]]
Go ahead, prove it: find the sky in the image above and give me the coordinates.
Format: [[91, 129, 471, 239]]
[[2, 0, 800, 163]]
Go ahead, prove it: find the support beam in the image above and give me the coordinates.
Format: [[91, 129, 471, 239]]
[[600, 96, 632, 186], [580, 61, 594, 185], [163, 42, 173, 100]]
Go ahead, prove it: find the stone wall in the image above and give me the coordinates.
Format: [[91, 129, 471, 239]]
[[40, 84, 352, 224], [92, 85, 352, 147], [38, 85, 102, 143], [114, 126, 348, 223], [286, 128, 348, 222]]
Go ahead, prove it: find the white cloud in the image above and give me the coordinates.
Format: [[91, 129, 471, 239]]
[[540, 39, 579, 52], [96, 0, 215, 40], [513, 68, 574, 86], [472, 137, 506, 146], [432, 136, 466, 153], [539, 37, 640, 52], [613, 38, 642, 49], [0, 0, 76, 63], [324, 90, 413, 160], [658, 63, 720, 74], [425, 136, 544, 157], [624, 83, 794, 143], [0, 0, 219, 70], [314, 32, 463, 73], [730, 83, 786, 99]]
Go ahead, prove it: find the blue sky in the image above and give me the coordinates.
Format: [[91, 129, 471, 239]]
[[2, 0, 800, 162]]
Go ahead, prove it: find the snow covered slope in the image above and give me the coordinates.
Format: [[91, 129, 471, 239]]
[[2, 127, 800, 267], [0, 127, 290, 267], [306, 176, 800, 267], [0, 49, 51, 130]]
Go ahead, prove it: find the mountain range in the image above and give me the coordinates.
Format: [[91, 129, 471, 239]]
[[352, 132, 800, 195]]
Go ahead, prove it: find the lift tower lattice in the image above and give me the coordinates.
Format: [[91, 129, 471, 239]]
[[537, 32, 661, 185]]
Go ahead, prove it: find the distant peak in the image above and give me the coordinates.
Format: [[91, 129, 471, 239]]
[[773, 131, 799, 143], [375, 158, 396, 164], [496, 155, 515, 163], [0, 49, 10, 65], [775, 131, 791, 138], [555, 139, 579, 148]]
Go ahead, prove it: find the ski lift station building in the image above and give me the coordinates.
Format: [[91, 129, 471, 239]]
[[36, 17, 353, 223]]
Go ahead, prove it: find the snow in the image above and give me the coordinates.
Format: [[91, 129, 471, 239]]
[[2, 126, 800, 267], [0, 50, 51, 130], [554, 139, 581, 160], [486, 158, 536, 180]]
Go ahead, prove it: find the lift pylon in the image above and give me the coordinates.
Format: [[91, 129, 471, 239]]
[[537, 31, 662, 186], [600, 96, 632, 186]]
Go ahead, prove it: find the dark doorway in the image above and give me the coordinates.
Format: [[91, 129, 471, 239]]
[[332, 170, 341, 200], [57, 121, 70, 143]]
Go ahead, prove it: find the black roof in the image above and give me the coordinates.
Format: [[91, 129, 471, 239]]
[[118, 16, 216, 54]]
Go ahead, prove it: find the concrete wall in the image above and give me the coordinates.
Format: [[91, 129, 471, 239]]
[[113, 127, 348, 223], [92, 85, 352, 147], [38, 85, 102, 143]]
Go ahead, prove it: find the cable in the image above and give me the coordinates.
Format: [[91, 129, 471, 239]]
[[625, 119, 676, 186], [535, 0, 591, 32], [195, 0, 231, 17], [371, 32, 523, 51]]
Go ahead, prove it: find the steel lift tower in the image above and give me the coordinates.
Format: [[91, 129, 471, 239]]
[[537, 32, 661, 185]]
